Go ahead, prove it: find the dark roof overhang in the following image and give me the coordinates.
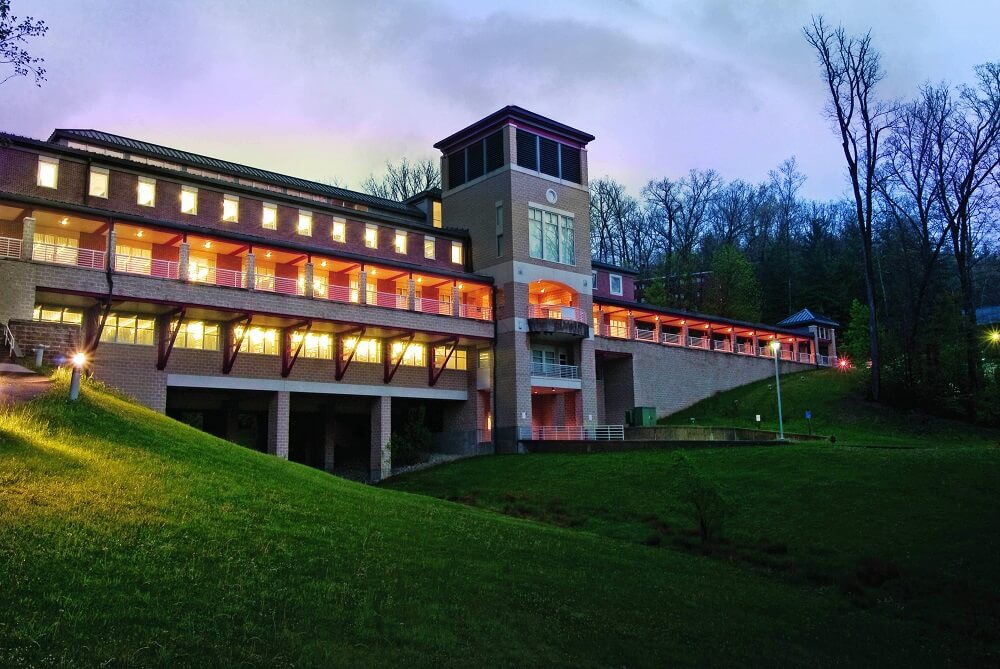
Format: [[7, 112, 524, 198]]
[[433, 105, 595, 153]]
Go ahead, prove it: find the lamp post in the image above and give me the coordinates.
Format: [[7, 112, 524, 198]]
[[770, 340, 785, 441], [69, 352, 86, 401]]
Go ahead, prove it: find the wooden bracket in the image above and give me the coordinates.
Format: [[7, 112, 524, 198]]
[[335, 326, 366, 381], [156, 307, 186, 370]]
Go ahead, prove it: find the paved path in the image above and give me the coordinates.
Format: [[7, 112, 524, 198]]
[[0, 366, 53, 406]]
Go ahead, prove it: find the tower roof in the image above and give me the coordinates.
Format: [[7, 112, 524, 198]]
[[777, 308, 840, 328], [433, 105, 595, 153]]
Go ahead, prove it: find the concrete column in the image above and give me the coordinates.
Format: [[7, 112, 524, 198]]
[[267, 390, 290, 459], [626, 314, 636, 340], [730, 331, 737, 353], [407, 278, 416, 311], [178, 242, 190, 281], [303, 261, 314, 298], [452, 285, 461, 318], [752, 334, 760, 355], [106, 227, 117, 271], [244, 252, 255, 290], [681, 323, 689, 347], [324, 410, 336, 473], [358, 270, 368, 305], [370, 395, 391, 482], [20, 216, 35, 261]]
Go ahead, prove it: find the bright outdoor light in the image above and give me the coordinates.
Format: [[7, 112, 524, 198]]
[[770, 340, 781, 353], [71, 352, 87, 367], [69, 352, 86, 401], [988, 330, 1000, 345]]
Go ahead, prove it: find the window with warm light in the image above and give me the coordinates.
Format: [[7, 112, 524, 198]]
[[331, 217, 346, 242], [137, 177, 156, 207], [32, 232, 79, 265], [37, 156, 59, 189], [115, 243, 152, 274], [432, 201, 442, 228], [343, 336, 381, 363], [424, 235, 435, 259], [172, 320, 220, 351], [254, 265, 275, 291], [394, 230, 407, 254], [89, 167, 109, 198], [434, 346, 467, 370], [187, 253, 215, 283], [262, 202, 278, 230], [364, 224, 378, 249], [451, 241, 463, 265], [222, 194, 239, 222], [297, 210, 312, 236], [236, 326, 279, 355], [292, 331, 333, 359], [100, 313, 156, 345], [390, 341, 426, 367], [33, 304, 83, 324], [180, 186, 198, 215]]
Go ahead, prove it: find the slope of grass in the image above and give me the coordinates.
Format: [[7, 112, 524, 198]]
[[660, 368, 1000, 446], [4, 375, 984, 666], [388, 372, 1000, 659]]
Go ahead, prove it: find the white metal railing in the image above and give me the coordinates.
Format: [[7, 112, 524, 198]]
[[598, 324, 630, 339], [686, 335, 709, 349], [114, 254, 179, 279], [459, 303, 492, 321], [798, 352, 813, 363], [317, 283, 354, 303], [634, 328, 656, 342], [528, 304, 587, 323], [531, 362, 581, 379], [415, 297, 453, 316], [660, 331, 682, 346], [255, 274, 303, 296], [373, 291, 407, 310], [33, 242, 106, 269], [477, 428, 492, 443], [713, 340, 730, 352], [524, 425, 625, 441], [0, 236, 21, 259], [190, 265, 244, 288]]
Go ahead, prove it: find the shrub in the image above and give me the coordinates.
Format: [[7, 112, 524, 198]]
[[672, 453, 734, 543]]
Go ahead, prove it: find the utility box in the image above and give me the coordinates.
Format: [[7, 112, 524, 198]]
[[629, 407, 657, 427]]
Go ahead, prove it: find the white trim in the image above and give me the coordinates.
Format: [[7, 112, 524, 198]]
[[166, 374, 468, 400], [527, 200, 576, 219], [609, 273, 623, 296]]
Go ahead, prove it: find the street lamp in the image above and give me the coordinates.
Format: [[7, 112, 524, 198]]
[[769, 340, 785, 441], [69, 352, 86, 401]]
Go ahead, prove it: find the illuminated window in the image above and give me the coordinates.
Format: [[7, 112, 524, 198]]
[[424, 235, 435, 259], [236, 326, 279, 355], [187, 253, 215, 283], [222, 194, 239, 222], [37, 156, 58, 188], [364, 224, 378, 249], [180, 186, 198, 215], [262, 202, 278, 230], [311, 271, 328, 297], [137, 177, 156, 207], [89, 167, 109, 198], [100, 313, 155, 345], [609, 274, 623, 296], [115, 243, 152, 274], [33, 233, 78, 265], [32, 304, 83, 324], [331, 217, 346, 242], [254, 264, 275, 291], [451, 241, 463, 265], [432, 201, 442, 228], [297, 210, 312, 236], [434, 346, 467, 370], [292, 331, 333, 359], [528, 207, 575, 265], [394, 230, 407, 254], [391, 341, 425, 367], [349, 276, 360, 303], [343, 336, 381, 363], [478, 349, 490, 368], [172, 320, 220, 351]]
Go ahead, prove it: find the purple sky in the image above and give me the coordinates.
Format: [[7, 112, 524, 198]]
[[4, 0, 998, 201]]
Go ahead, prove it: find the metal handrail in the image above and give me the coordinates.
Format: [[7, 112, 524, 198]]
[[114, 254, 179, 279], [459, 303, 492, 320], [531, 362, 581, 379], [373, 291, 407, 310], [415, 296, 453, 316], [33, 242, 106, 269], [528, 304, 587, 323], [0, 236, 22, 259], [524, 425, 625, 441]]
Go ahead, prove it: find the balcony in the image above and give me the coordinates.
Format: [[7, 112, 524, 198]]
[[33, 242, 106, 270], [114, 254, 179, 280], [190, 264, 245, 289], [527, 304, 589, 339], [528, 304, 587, 323], [520, 425, 625, 441], [530, 362, 580, 379], [0, 236, 21, 259], [255, 274, 304, 296]]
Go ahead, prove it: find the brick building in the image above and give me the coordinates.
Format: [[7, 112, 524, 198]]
[[0, 107, 835, 479]]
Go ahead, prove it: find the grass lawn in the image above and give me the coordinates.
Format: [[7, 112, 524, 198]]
[[5, 374, 986, 666], [389, 370, 1000, 662]]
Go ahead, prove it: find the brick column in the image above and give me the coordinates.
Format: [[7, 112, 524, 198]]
[[370, 395, 391, 482], [681, 323, 689, 347], [653, 318, 662, 344], [244, 252, 255, 291], [452, 285, 461, 318], [303, 261, 314, 298], [20, 216, 35, 261], [106, 227, 117, 272], [626, 313, 636, 340], [267, 390, 290, 459], [752, 333, 759, 355], [358, 270, 368, 305], [730, 330, 737, 353], [407, 278, 416, 311], [324, 410, 336, 473], [178, 242, 190, 281]]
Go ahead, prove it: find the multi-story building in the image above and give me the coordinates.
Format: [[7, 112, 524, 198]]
[[0, 107, 833, 479]]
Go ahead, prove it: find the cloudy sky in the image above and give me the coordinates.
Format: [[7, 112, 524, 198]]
[[3, 0, 997, 200]]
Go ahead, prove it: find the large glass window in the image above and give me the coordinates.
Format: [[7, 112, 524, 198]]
[[364, 224, 378, 249], [137, 177, 156, 207], [33, 305, 83, 324], [528, 207, 575, 265], [394, 230, 407, 254], [37, 156, 58, 188], [434, 346, 467, 370], [390, 341, 425, 367], [89, 167, 109, 198], [100, 313, 155, 345], [262, 203, 278, 230], [222, 194, 239, 222], [180, 186, 198, 214], [173, 320, 220, 351], [236, 326, 279, 355], [332, 217, 346, 242], [424, 235, 435, 259], [297, 210, 312, 236], [292, 331, 333, 359], [343, 336, 381, 363], [451, 241, 463, 265]]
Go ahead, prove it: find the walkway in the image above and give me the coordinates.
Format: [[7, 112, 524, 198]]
[[0, 364, 53, 406]]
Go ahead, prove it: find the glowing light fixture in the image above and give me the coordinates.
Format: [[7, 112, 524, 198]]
[[203, 241, 212, 249], [60, 217, 69, 226], [136, 230, 144, 238]]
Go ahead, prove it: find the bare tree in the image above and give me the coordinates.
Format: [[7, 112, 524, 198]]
[[930, 64, 1000, 413], [769, 157, 807, 314], [804, 16, 896, 401], [0, 0, 47, 87], [360, 157, 440, 201], [709, 179, 757, 247], [589, 178, 648, 270]]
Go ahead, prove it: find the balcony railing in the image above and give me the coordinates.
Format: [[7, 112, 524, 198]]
[[316, 283, 355, 303], [373, 291, 407, 310], [477, 428, 493, 444], [0, 236, 21, 259], [598, 324, 630, 339], [190, 265, 245, 288], [255, 274, 304, 296], [459, 303, 492, 321], [523, 425, 625, 441], [531, 362, 581, 379], [32, 242, 106, 269], [415, 297, 453, 316], [634, 328, 656, 342], [528, 304, 587, 323], [660, 331, 682, 346], [114, 254, 179, 279], [686, 335, 709, 349]]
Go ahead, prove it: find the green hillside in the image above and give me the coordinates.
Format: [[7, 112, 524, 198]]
[[1, 373, 997, 666]]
